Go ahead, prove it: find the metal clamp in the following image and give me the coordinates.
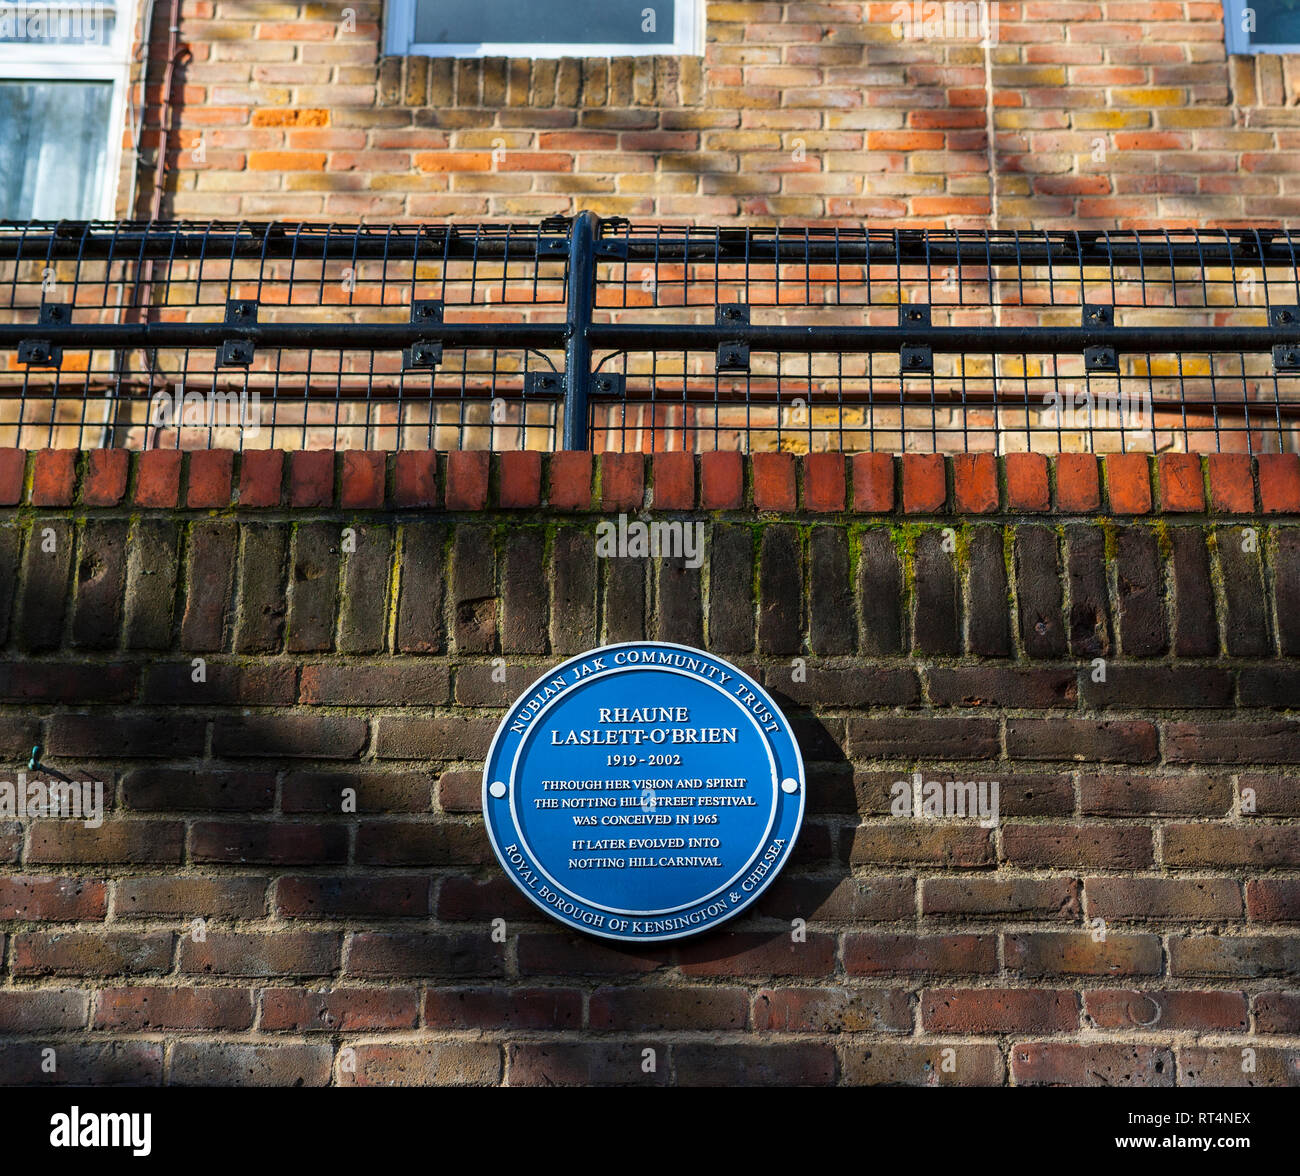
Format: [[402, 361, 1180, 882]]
[[217, 299, 256, 367], [17, 303, 69, 368], [899, 304, 932, 374], [716, 303, 750, 373], [402, 300, 444, 370]]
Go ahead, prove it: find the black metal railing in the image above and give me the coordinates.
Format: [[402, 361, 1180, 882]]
[[2, 214, 1300, 454]]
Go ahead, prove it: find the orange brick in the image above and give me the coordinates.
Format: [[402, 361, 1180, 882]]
[[1207, 454, 1255, 515], [1005, 453, 1050, 512], [1105, 454, 1152, 515], [1157, 453, 1204, 512]]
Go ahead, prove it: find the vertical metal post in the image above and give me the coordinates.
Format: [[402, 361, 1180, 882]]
[[562, 210, 600, 450]]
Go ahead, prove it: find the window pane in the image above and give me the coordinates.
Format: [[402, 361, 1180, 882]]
[[1255, 1, 1300, 44], [0, 81, 112, 218], [414, 0, 675, 45], [0, 2, 116, 46]]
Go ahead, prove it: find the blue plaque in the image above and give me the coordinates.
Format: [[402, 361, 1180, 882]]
[[483, 642, 805, 941]]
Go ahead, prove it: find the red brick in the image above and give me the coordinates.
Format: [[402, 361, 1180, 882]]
[[852, 453, 894, 512], [752, 451, 796, 511], [82, 449, 128, 506], [951, 453, 998, 513], [1104, 453, 1152, 515], [31, 449, 76, 506], [393, 451, 438, 507], [1005, 452, 1049, 512], [1157, 452, 1204, 512], [1011, 1042, 1174, 1087], [134, 450, 182, 507], [290, 450, 334, 507], [652, 451, 694, 509], [238, 450, 283, 507], [187, 449, 234, 508], [1084, 989, 1248, 1032], [0, 449, 24, 505], [600, 453, 645, 511], [548, 451, 593, 510], [498, 451, 541, 508], [700, 451, 743, 510], [803, 452, 846, 512], [922, 988, 1078, 1034], [1055, 453, 1100, 512], [901, 454, 945, 514], [1207, 453, 1254, 514], [340, 451, 386, 509], [445, 450, 489, 510], [1258, 453, 1300, 513]]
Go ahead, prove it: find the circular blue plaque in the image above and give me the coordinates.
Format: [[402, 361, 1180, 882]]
[[482, 642, 805, 942]]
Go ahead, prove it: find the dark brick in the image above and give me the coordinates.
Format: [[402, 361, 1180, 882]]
[[169, 1043, 333, 1087], [1216, 526, 1271, 656], [338, 523, 392, 653], [847, 717, 999, 760], [922, 877, 1080, 920], [707, 524, 753, 652], [374, 715, 496, 761], [656, 554, 703, 645], [502, 527, 548, 653], [550, 527, 596, 654], [1066, 523, 1112, 658], [233, 522, 288, 652], [843, 933, 997, 976], [276, 876, 429, 918], [1002, 823, 1154, 869], [1011, 1043, 1172, 1087], [927, 667, 1075, 708], [191, 821, 348, 865], [922, 988, 1078, 1033], [808, 526, 854, 655], [1007, 719, 1157, 763], [123, 519, 179, 650], [1165, 721, 1300, 764], [346, 932, 505, 978], [759, 524, 802, 655], [452, 524, 497, 653], [675, 1044, 836, 1087], [287, 522, 340, 652], [1080, 772, 1230, 816], [507, 1042, 666, 1087], [858, 528, 904, 655], [966, 524, 1010, 656], [123, 768, 275, 811], [355, 820, 488, 866], [396, 522, 446, 654], [180, 522, 237, 651], [1015, 525, 1066, 657], [211, 715, 367, 759], [603, 554, 645, 644], [262, 988, 421, 1031], [1085, 666, 1233, 709], [1085, 989, 1247, 1032], [49, 713, 204, 758], [17, 519, 71, 651], [1170, 526, 1217, 656], [72, 519, 127, 648], [1115, 526, 1167, 656], [913, 528, 959, 656]]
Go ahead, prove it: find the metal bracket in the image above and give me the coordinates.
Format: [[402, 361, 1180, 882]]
[[591, 373, 625, 397], [900, 305, 931, 373], [1083, 303, 1114, 328], [1085, 346, 1119, 373], [537, 216, 572, 259], [716, 303, 750, 373], [402, 301, 445, 369], [524, 371, 564, 396], [900, 344, 932, 375], [17, 303, 70, 368], [1274, 345, 1300, 372], [217, 299, 257, 367]]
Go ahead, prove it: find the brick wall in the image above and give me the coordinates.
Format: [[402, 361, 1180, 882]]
[[0, 447, 1297, 1086], [131, 2, 1300, 225]]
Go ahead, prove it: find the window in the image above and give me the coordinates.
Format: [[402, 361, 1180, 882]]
[[0, 2, 132, 219], [1224, 0, 1300, 54], [384, 0, 703, 58]]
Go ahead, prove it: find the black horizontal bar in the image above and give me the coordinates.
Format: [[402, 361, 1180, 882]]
[[2, 323, 1296, 356], [0, 323, 566, 349], [3, 224, 1299, 269], [587, 324, 1296, 355]]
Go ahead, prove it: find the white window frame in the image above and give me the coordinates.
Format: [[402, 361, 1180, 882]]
[[1224, 0, 1300, 54], [384, 0, 703, 58], [0, 1, 135, 219]]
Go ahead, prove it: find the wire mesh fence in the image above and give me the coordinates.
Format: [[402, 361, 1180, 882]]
[[2, 215, 1299, 454]]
